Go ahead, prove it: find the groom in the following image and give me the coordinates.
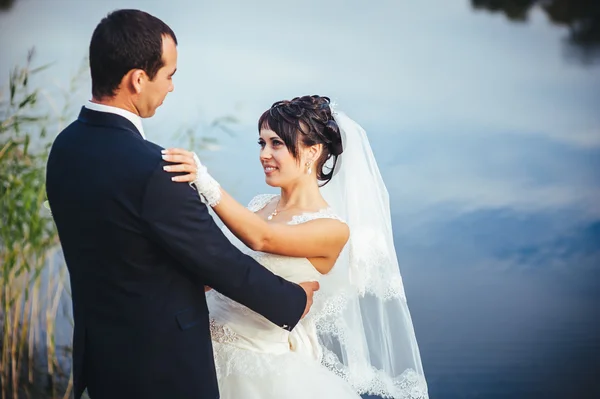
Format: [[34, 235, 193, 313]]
[[46, 9, 318, 399]]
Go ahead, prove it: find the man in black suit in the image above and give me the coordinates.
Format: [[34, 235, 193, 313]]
[[45, 9, 318, 399]]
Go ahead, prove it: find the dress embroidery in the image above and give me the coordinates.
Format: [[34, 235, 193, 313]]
[[246, 193, 346, 225], [247, 193, 278, 212], [288, 208, 345, 225], [210, 318, 238, 344]]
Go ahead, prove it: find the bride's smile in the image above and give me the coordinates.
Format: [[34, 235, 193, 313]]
[[262, 164, 278, 174]]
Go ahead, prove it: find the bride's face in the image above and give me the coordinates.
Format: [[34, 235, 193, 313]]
[[259, 128, 306, 187]]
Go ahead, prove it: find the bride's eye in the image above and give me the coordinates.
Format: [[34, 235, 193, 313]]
[[258, 140, 266, 148], [272, 140, 284, 147]]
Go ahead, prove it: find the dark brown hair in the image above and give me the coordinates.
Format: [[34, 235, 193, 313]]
[[258, 95, 343, 186], [89, 9, 178, 99]]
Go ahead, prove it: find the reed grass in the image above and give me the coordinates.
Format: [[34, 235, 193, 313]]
[[0, 49, 80, 399]]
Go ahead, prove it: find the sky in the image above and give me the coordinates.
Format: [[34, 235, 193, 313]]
[[1, 0, 599, 231]]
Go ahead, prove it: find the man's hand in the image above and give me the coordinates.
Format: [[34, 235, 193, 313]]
[[299, 281, 320, 319], [204, 286, 212, 292]]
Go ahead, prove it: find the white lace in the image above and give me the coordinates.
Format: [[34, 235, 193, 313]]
[[315, 108, 428, 398], [212, 341, 288, 379], [210, 318, 238, 344], [288, 208, 344, 225], [247, 193, 345, 225], [247, 194, 278, 213], [209, 193, 428, 398], [321, 347, 427, 399], [246, 193, 277, 212], [191, 152, 222, 206]]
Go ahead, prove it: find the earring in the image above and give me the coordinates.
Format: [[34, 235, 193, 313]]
[[306, 161, 312, 175]]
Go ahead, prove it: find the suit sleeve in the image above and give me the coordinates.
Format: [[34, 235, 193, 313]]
[[141, 164, 306, 331]]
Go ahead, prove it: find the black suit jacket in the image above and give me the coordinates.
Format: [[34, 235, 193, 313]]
[[45, 107, 306, 399]]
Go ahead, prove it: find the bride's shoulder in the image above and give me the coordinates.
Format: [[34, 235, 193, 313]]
[[247, 193, 279, 212], [288, 208, 346, 226]]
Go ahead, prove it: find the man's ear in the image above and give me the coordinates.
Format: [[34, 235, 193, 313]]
[[130, 69, 146, 94]]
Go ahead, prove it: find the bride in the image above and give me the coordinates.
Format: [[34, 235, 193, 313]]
[[162, 95, 428, 398]]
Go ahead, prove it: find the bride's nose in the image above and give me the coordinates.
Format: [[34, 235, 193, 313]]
[[260, 147, 272, 161]]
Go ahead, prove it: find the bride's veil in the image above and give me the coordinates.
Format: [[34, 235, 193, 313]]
[[310, 107, 429, 398]]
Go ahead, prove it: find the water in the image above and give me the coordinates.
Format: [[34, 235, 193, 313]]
[[1, 1, 599, 398]]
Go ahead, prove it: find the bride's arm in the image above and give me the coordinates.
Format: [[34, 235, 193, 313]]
[[211, 189, 348, 261], [161, 148, 349, 272]]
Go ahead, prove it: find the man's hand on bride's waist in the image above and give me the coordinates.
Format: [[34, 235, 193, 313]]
[[299, 281, 320, 319]]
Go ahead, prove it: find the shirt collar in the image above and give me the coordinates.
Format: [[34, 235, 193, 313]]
[[84, 101, 146, 140]]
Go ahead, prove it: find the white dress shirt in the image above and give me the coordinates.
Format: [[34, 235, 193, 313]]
[[84, 101, 146, 140]]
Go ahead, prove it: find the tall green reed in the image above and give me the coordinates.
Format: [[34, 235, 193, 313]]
[[0, 49, 84, 399]]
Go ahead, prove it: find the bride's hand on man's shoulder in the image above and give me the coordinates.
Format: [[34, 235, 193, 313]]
[[162, 148, 222, 206], [161, 148, 198, 183]]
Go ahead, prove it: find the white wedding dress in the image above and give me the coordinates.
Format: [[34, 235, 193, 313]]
[[206, 108, 428, 399], [207, 193, 361, 399]]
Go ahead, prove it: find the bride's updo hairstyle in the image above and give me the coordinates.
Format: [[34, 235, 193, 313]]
[[258, 95, 343, 186]]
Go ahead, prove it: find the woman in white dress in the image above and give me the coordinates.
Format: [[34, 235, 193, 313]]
[[162, 95, 428, 399]]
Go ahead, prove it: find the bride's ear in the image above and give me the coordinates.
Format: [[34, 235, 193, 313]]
[[306, 144, 322, 163]]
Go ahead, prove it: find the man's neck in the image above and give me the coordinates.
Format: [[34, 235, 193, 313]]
[[91, 97, 140, 116]]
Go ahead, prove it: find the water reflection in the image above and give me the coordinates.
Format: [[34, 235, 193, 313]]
[[0, 0, 15, 12], [471, 0, 600, 63], [396, 210, 600, 398]]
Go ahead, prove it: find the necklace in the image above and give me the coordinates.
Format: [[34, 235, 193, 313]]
[[267, 199, 281, 220]]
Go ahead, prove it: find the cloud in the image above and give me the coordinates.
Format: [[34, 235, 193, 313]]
[[2, 1, 598, 152], [381, 130, 600, 219], [389, 167, 600, 217]]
